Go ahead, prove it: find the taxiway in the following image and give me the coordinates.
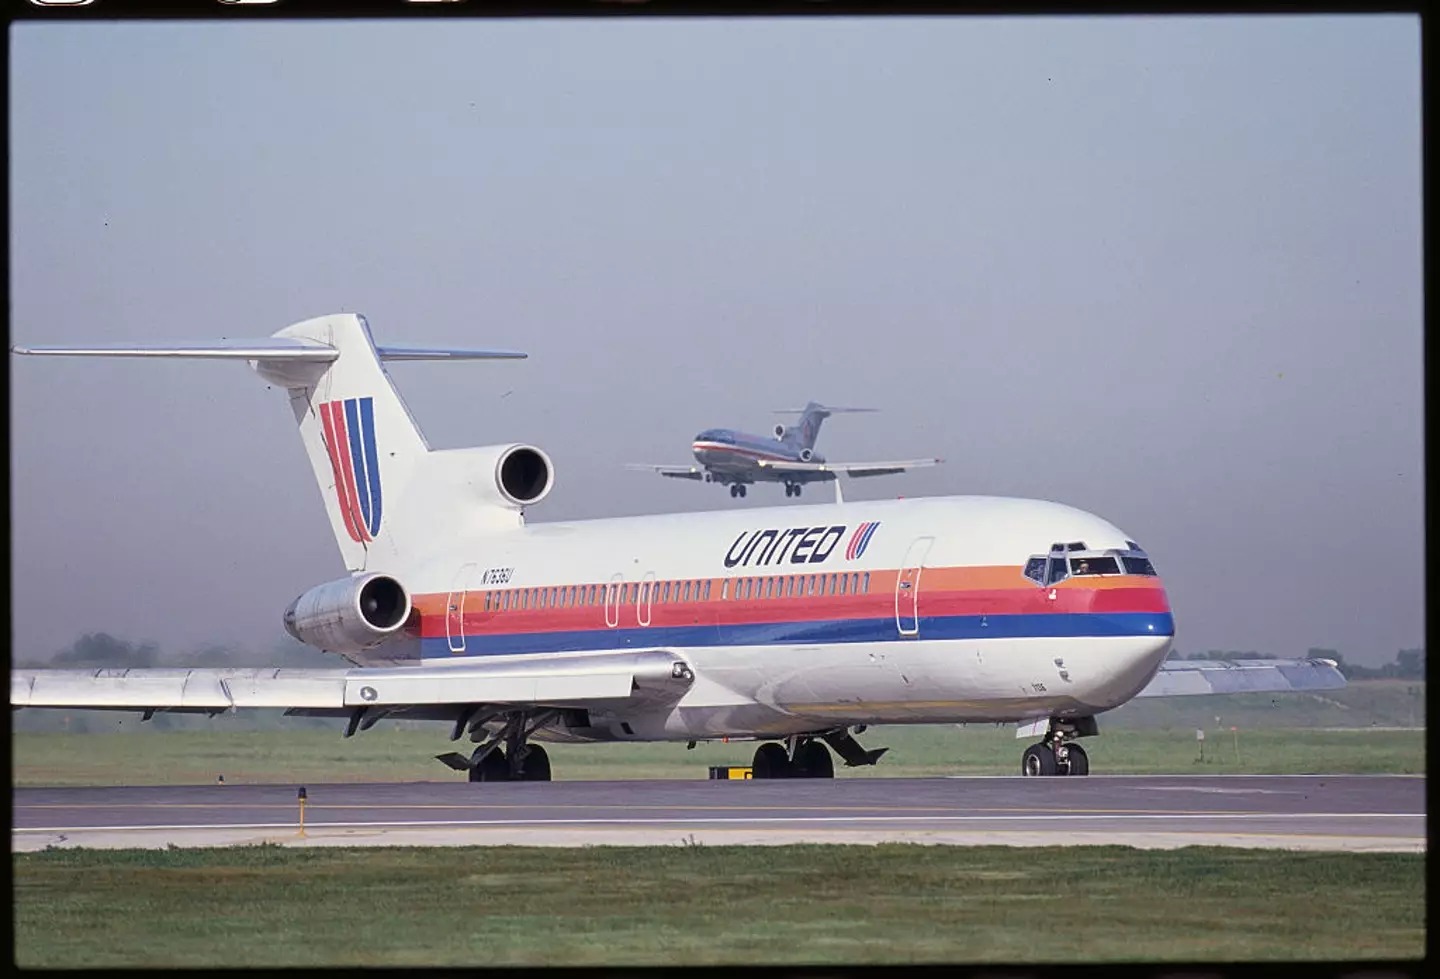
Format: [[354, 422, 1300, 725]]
[[11, 774, 1424, 852]]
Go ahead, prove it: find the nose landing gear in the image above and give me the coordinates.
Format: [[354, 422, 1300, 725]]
[[1019, 717, 1095, 777], [729, 484, 748, 498]]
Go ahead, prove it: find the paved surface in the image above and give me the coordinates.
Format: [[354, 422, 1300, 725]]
[[11, 774, 1425, 852]]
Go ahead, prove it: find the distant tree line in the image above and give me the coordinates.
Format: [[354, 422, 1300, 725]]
[[14, 632, 340, 671], [1167, 645, 1425, 680]]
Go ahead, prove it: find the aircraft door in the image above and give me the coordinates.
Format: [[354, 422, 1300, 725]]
[[895, 537, 935, 637], [638, 571, 656, 626], [447, 562, 478, 653], [604, 573, 623, 628]]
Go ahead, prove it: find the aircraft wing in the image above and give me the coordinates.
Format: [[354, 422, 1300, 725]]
[[755, 458, 942, 478], [10, 650, 695, 720], [625, 463, 706, 481], [1132, 658, 1347, 698]]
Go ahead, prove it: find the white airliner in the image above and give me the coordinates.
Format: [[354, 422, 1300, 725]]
[[10, 314, 1345, 782]]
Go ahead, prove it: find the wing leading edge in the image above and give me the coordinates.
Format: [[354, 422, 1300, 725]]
[[1134, 658, 1347, 698], [756, 457, 943, 478]]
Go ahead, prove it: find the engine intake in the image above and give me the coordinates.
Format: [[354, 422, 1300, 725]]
[[283, 572, 411, 655], [497, 445, 552, 505]]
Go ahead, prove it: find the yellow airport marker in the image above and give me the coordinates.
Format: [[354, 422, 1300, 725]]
[[297, 786, 307, 838]]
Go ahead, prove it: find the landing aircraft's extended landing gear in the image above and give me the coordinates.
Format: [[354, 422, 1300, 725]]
[[1020, 717, 1095, 777], [784, 482, 803, 498], [749, 728, 887, 779]]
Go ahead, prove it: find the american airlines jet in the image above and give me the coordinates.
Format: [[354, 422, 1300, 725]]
[[10, 314, 1345, 783], [630, 401, 941, 498]]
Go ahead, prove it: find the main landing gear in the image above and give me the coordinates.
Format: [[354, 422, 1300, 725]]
[[728, 484, 748, 498], [435, 708, 556, 782], [749, 728, 889, 779], [784, 482, 803, 498], [1019, 717, 1095, 777]]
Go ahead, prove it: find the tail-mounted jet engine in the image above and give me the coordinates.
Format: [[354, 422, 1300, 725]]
[[283, 572, 411, 655], [799, 448, 813, 462], [774, 424, 787, 439], [464, 443, 555, 509]]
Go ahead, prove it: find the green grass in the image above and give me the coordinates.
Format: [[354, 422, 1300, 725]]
[[12, 845, 1424, 966], [10, 724, 1424, 786]]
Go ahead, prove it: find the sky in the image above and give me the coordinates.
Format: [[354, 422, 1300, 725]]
[[8, 15, 1423, 666]]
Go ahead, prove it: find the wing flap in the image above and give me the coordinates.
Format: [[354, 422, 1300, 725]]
[[1134, 658, 1347, 698]]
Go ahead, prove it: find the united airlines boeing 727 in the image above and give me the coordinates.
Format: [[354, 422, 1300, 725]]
[[10, 314, 1345, 783]]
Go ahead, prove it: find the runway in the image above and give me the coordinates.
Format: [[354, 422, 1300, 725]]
[[11, 774, 1424, 853]]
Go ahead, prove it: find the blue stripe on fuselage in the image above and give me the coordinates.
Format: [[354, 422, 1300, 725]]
[[426, 612, 1175, 659]]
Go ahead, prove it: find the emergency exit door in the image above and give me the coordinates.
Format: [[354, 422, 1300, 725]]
[[895, 537, 935, 637], [447, 562, 478, 653]]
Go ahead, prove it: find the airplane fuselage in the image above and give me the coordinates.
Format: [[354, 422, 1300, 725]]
[[690, 428, 824, 483], [378, 495, 1174, 744]]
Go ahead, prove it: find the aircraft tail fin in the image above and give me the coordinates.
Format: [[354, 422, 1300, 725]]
[[13, 314, 530, 574], [772, 401, 877, 450]]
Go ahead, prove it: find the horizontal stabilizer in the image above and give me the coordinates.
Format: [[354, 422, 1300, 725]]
[[1134, 658, 1348, 698], [773, 405, 877, 414], [11, 339, 339, 361], [374, 345, 527, 361], [12, 340, 526, 363]]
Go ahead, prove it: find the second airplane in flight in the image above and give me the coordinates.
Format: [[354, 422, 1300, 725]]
[[631, 401, 942, 499]]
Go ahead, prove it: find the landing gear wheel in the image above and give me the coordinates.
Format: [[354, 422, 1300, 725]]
[[729, 485, 739, 498], [1059, 743, 1089, 776], [469, 748, 510, 782], [737, 485, 747, 498], [1021, 743, 1058, 777], [792, 740, 834, 779], [517, 744, 552, 782], [752, 742, 791, 779], [793, 485, 802, 497]]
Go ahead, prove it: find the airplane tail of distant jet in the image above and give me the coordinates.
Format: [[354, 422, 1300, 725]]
[[12, 313, 543, 575], [773, 401, 877, 452]]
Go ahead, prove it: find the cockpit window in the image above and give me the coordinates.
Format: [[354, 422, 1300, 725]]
[[1023, 557, 1046, 584], [1045, 556, 1070, 586], [1070, 556, 1120, 576], [1122, 556, 1157, 576]]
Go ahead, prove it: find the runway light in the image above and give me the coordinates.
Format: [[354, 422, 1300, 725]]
[[216, 774, 225, 785]]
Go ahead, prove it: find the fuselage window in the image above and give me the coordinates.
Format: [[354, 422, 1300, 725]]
[[807, 576, 817, 596], [839, 574, 849, 596], [862, 571, 870, 593], [588, 584, 597, 605], [722, 579, 730, 600], [703, 580, 712, 601], [683, 581, 693, 602], [827, 574, 837, 595], [1045, 558, 1069, 587], [1122, 556, 1157, 576], [1071, 556, 1120, 576]]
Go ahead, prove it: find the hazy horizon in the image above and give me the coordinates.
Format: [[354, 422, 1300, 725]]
[[9, 16, 1423, 666]]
